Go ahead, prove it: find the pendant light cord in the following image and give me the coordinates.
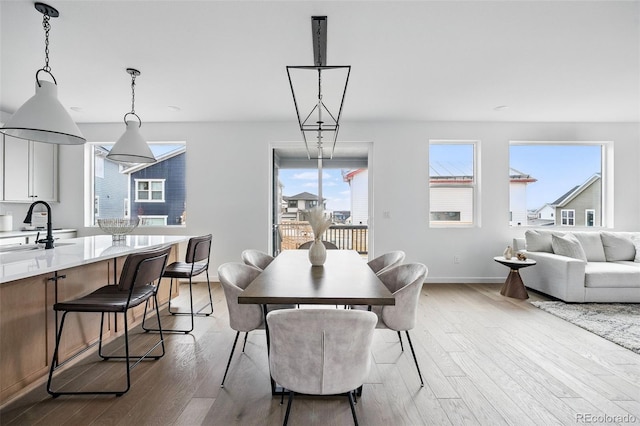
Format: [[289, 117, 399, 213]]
[[42, 13, 51, 72], [130, 72, 136, 115]]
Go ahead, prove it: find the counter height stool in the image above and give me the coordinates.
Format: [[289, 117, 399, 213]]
[[143, 234, 213, 334], [47, 246, 171, 397]]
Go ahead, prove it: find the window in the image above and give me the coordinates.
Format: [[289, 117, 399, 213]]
[[86, 142, 186, 227], [585, 209, 595, 227], [288, 200, 297, 208], [429, 141, 478, 226], [561, 209, 575, 226], [510, 142, 608, 227], [135, 179, 165, 202]]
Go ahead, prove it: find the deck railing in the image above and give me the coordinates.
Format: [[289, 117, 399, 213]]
[[274, 222, 368, 255]]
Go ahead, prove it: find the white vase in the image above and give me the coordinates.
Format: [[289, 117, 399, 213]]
[[503, 245, 513, 259], [308, 238, 327, 266]]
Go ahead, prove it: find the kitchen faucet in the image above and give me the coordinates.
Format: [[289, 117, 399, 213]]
[[23, 201, 54, 249]]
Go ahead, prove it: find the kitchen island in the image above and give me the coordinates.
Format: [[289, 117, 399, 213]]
[[0, 235, 190, 405]]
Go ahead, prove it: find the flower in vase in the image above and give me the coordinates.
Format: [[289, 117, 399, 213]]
[[307, 206, 331, 240]]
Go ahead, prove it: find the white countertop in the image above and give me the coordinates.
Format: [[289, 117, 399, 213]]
[[0, 235, 190, 284]]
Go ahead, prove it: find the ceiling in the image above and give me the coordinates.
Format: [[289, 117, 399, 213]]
[[1, 0, 639, 125]]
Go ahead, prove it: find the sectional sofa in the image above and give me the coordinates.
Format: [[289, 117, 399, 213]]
[[512, 230, 640, 303]]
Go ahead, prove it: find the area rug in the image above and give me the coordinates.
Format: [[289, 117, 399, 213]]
[[530, 301, 640, 354]]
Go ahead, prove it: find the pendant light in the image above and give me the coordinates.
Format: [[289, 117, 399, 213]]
[[0, 3, 85, 145], [287, 16, 350, 203], [106, 68, 155, 164]]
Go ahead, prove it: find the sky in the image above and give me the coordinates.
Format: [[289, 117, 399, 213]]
[[279, 168, 352, 211], [510, 145, 601, 209]]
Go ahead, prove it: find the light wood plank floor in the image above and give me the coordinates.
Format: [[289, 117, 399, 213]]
[[1, 282, 638, 425]]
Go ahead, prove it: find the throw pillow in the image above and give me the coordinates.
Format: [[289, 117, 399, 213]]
[[601, 232, 636, 261], [551, 234, 587, 261], [572, 232, 606, 262], [525, 229, 555, 252]]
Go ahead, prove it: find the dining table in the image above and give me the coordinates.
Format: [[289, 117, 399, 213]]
[[238, 249, 395, 306], [238, 249, 395, 395]]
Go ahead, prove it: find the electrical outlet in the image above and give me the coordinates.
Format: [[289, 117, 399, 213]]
[[453, 255, 461, 264]]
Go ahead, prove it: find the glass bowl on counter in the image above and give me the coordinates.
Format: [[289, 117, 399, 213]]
[[97, 218, 140, 242]]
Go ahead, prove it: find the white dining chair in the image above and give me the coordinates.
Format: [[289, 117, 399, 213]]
[[353, 262, 428, 387], [267, 308, 377, 425], [241, 249, 274, 270], [367, 250, 405, 275]]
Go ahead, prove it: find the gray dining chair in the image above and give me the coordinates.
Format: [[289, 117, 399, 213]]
[[353, 262, 428, 387], [241, 249, 274, 270], [367, 250, 405, 275], [298, 240, 338, 249], [267, 308, 377, 425], [218, 262, 264, 388]]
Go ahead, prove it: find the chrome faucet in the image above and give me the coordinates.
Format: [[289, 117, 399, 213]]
[[23, 201, 54, 249]]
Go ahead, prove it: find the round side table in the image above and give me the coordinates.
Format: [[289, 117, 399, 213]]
[[493, 256, 536, 299]]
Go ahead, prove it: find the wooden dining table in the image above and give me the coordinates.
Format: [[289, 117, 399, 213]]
[[238, 249, 395, 395], [238, 249, 395, 306]]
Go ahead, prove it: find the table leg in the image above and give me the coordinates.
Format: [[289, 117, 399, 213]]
[[500, 269, 529, 299]]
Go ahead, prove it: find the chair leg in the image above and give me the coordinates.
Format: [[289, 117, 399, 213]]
[[143, 279, 194, 334], [348, 391, 359, 426], [242, 332, 249, 352], [220, 331, 240, 388], [405, 331, 424, 387], [283, 391, 294, 426], [397, 331, 404, 351], [194, 271, 214, 316]]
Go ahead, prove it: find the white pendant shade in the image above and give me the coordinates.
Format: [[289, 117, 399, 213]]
[[106, 120, 156, 163], [1, 80, 85, 145]]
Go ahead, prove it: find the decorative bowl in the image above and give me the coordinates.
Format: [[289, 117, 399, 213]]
[[97, 218, 139, 241]]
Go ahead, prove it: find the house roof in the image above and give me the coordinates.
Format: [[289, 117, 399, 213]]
[[551, 173, 601, 207], [121, 146, 186, 174], [283, 192, 324, 201], [429, 164, 536, 183]]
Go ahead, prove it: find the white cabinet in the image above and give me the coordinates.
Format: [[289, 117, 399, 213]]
[[3, 135, 58, 202]]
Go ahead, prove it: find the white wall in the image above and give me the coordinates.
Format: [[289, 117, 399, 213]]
[[42, 120, 639, 283]]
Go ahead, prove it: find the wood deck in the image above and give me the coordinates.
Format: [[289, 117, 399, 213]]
[[1, 282, 638, 425]]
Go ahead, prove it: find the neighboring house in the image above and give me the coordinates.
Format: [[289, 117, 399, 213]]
[[509, 168, 538, 226], [332, 210, 351, 224], [125, 148, 187, 226], [282, 192, 326, 221], [429, 164, 536, 225], [342, 169, 368, 225], [93, 146, 130, 219], [551, 173, 601, 227]]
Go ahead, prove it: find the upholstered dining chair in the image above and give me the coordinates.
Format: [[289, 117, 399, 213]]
[[47, 246, 171, 397], [367, 250, 405, 275], [297, 240, 338, 250], [353, 262, 428, 387], [217, 262, 266, 388], [241, 249, 275, 270], [143, 234, 213, 334], [267, 308, 377, 426]]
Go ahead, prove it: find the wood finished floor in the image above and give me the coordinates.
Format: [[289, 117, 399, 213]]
[[1, 282, 639, 426]]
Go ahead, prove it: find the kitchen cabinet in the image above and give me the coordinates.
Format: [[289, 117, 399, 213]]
[[3, 135, 58, 202]]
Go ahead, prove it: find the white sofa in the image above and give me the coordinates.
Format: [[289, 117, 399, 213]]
[[513, 230, 640, 303]]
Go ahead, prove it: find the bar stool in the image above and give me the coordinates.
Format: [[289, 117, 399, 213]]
[[143, 234, 213, 334], [47, 246, 171, 397]]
